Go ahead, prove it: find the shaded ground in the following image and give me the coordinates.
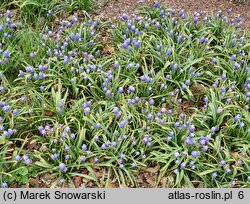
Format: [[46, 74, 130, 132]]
[[95, 0, 250, 29]]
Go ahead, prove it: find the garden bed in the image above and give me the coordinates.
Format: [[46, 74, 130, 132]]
[[0, 1, 250, 188]]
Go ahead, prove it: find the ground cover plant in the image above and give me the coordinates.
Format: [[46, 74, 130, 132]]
[[0, 2, 250, 188]]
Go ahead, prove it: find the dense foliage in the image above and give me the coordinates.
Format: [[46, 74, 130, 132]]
[[0, 2, 250, 188]]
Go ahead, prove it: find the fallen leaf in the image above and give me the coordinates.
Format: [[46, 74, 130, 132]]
[[136, 174, 143, 184], [80, 183, 86, 188], [182, 101, 191, 109], [93, 166, 104, 178], [29, 177, 40, 188], [104, 44, 115, 53], [9, 183, 19, 188], [44, 108, 55, 116], [81, 169, 88, 174], [107, 183, 116, 188], [231, 152, 239, 159], [145, 165, 160, 174], [39, 144, 48, 152], [160, 177, 168, 188], [73, 176, 83, 188], [145, 173, 155, 187]]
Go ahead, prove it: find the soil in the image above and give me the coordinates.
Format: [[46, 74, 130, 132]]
[[95, 0, 250, 29]]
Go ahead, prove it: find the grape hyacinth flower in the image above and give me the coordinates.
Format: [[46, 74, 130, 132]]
[[81, 144, 87, 151], [234, 62, 240, 69], [114, 61, 119, 69], [1, 182, 8, 188], [212, 58, 217, 64], [119, 120, 126, 129], [221, 73, 226, 81], [191, 151, 200, 158], [234, 114, 240, 122], [59, 179, 65, 184], [30, 53, 35, 58], [59, 163, 66, 171], [84, 107, 90, 115], [173, 152, 180, 159], [220, 160, 226, 166], [166, 48, 172, 56], [149, 98, 154, 105], [180, 162, 186, 169], [225, 167, 231, 173], [189, 125, 195, 133], [173, 169, 179, 174], [118, 87, 124, 94], [231, 54, 236, 61], [3, 105, 10, 112], [15, 155, 21, 162], [80, 156, 86, 163], [13, 109, 19, 116], [212, 172, 217, 179], [3, 51, 10, 58], [23, 155, 31, 165]]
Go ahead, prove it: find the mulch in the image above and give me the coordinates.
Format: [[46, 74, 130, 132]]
[[94, 0, 250, 29]]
